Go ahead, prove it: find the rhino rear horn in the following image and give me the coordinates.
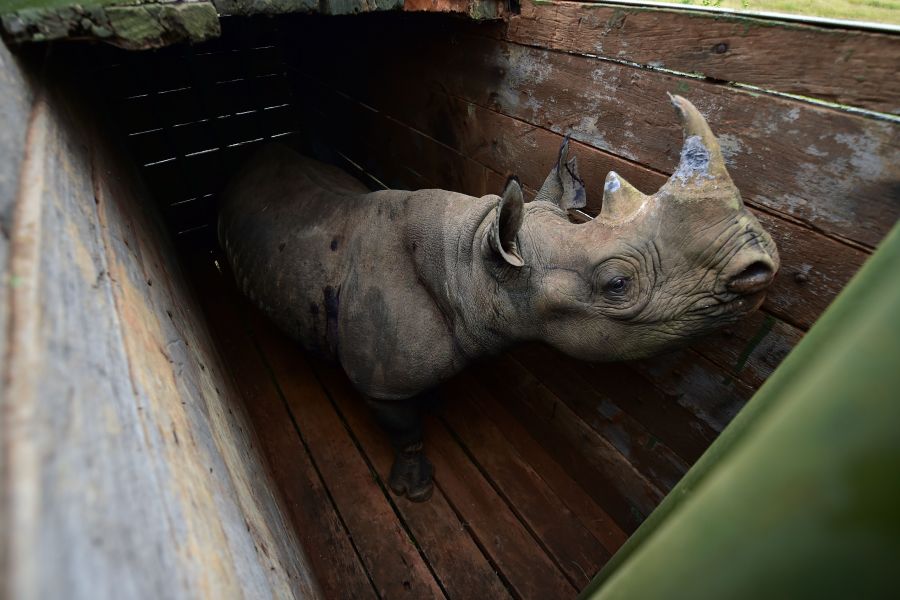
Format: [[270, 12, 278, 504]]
[[599, 171, 648, 221], [489, 176, 526, 267], [535, 135, 587, 211]]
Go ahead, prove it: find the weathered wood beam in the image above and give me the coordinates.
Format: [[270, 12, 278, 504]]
[[473, 355, 665, 532], [509, 0, 900, 116], [403, 0, 504, 20], [192, 258, 378, 600], [310, 355, 515, 599], [1, 0, 220, 49], [249, 316, 448, 599], [292, 19, 900, 249], [1, 0, 505, 46], [0, 48, 322, 599]]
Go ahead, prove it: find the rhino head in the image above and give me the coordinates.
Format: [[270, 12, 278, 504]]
[[484, 95, 779, 360]]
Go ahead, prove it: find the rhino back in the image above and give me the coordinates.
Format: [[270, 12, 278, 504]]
[[221, 146, 496, 399], [219, 145, 369, 356]]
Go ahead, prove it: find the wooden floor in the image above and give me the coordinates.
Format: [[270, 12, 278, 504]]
[[192, 254, 630, 599]]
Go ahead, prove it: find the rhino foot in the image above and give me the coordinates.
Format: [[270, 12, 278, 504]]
[[389, 443, 434, 502]]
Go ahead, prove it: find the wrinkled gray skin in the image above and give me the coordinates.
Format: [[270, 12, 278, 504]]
[[220, 96, 779, 501]]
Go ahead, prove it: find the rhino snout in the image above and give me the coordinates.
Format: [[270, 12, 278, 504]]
[[726, 257, 777, 295]]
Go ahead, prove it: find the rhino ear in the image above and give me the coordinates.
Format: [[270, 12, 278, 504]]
[[489, 176, 525, 267], [535, 135, 587, 211]]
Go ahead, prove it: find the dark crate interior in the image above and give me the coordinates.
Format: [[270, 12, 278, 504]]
[[52, 8, 884, 597]]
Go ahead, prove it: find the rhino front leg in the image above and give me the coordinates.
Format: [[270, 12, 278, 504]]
[[366, 397, 434, 502]]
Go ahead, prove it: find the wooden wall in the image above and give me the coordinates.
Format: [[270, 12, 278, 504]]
[[284, 3, 900, 533], [26, 1, 895, 569], [0, 43, 322, 599]]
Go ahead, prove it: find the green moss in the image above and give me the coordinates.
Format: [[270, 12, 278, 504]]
[[175, 2, 219, 38], [2, 0, 220, 48], [1, 0, 137, 11], [468, 0, 502, 20], [214, 0, 319, 16], [106, 5, 165, 43]]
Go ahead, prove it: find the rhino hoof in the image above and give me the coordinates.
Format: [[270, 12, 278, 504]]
[[389, 443, 434, 502]]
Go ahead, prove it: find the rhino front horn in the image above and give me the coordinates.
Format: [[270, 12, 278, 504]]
[[663, 93, 733, 189], [599, 171, 648, 221]]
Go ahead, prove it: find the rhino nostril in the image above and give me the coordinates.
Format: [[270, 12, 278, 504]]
[[728, 261, 775, 294]]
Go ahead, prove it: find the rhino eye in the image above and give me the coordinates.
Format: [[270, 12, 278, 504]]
[[604, 276, 630, 295]]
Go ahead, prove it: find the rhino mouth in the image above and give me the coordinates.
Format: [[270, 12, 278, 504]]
[[688, 290, 767, 319]]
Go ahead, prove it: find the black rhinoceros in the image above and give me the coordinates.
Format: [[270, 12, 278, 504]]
[[219, 95, 779, 501]]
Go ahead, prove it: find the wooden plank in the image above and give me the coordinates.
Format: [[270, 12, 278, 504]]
[[309, 356, 514, 600], [291, 21, 900, 248], [452, 371, 628, 555], [509, 312, 802, 460], [291, 79, 507, 197], [511, 344, 690, 492], [192, 259, 376, 600], [0, 49, 34, 561], [438, 377, 612, 587], [301, 341, 575, 598], [688, 309, 803, 391], [92, 108, 323, 599], [424, 414, 579, 599], [1, 0, 221, 49], [626, 349, 756, 434], [560, 357, 717, 465], [403, 0, 505, 19], [294, 70, 872, 331], [506, 0, 900, 115], [249, 285, 579, 599], [216, 0, 504, 18], [472, 355, 664, 532], [1, 73, 321, 598], [248, 313, 447, 599]]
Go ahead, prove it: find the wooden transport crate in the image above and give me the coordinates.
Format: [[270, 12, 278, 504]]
[[1, 2, 898, 598]]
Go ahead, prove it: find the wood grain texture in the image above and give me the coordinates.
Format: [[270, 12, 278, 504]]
[[291, 78, 507, 197], [403, 0, 504, 19], [507, 0, 900, 115], [425, 414, 579, 599], [452, 371, 628, 555], [438, 380, 611, 588], [691, 310, 802, 391], [627, 350, 757, 434], [472, 356, 664, 532], [562, 356, 719, 465], [0, 63, 321, 599], [250, 319, 447, 600], [2, 1, 221, 49], [193, 260, 377, 600], [310, 356, 514, 600], [215, 0, 504, 18], [0, 46, 35, 582], [291, 17, 900, 248], [511, 344, 690, 493]]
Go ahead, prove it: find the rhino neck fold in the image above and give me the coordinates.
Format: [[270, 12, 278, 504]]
[[410, 196, 526, 362]]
